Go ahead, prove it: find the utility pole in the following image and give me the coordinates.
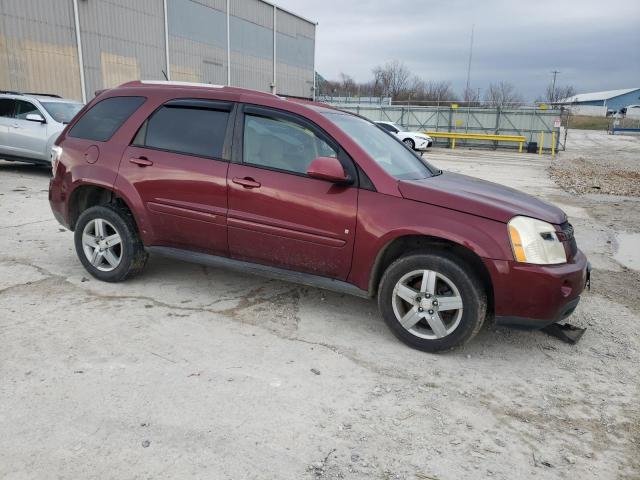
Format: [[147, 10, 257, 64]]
[[551, 70, 560, 102], [464, 24, 474, 99]]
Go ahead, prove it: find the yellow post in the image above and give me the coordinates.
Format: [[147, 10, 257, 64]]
[[551, 131, 556, 158], [518, 141, 523, 153], [451, 138, 456, 150], [538, 132, 544, 155]]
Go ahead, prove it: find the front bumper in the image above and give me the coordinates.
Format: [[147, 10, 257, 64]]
[[415, 138, 433, 150], [485, 250, 590, 330]]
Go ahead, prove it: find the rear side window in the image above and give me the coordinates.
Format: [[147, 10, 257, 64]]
[[134, 106, 229, 158], [0, 99, 15, 118], [69, 96, 145, 142]]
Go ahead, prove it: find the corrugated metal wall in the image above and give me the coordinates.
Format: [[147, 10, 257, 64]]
[[335, 104, 563, 150], [0, 0, 316, 101], [276, 8, 314, 98], [168, 0, 227, 85], [229, 0, 274, 92], [0, 0, 82, 100], [77, 0, 166, 96]]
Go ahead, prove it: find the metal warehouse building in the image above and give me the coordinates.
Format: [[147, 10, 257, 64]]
[[559, 88, 640, 116], [0, 0, 316, 102]]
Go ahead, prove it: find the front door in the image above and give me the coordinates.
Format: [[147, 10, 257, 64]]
[[0, 98, 15, 155], [227, 106, 358, 280], [118, 99, 233, 255], [9, 100, 49, 160]]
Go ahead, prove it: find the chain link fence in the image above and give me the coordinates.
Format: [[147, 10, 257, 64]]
[[330, 103, 563, 152]]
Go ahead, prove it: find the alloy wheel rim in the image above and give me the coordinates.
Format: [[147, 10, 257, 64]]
[[81, 218, 123, 272], [392, 269, 463, 340], [404, 139, 413, 147]]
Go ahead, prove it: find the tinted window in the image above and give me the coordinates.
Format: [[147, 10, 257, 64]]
[[324, 112, 435, 180], [243, 114, 336, 174], [0, 99, 15, 118], [378, 123, 395, 133], [138, 106, 229, 158], [69, 96, 145, 142], [15, 101, 40, 120]]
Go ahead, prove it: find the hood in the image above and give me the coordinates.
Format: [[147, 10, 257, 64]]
[[398, 171, 567, 224], [405, 131, 430, 139]]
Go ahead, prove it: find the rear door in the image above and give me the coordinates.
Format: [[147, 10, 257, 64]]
[[119, 99, 233, 255], [227, 105, 358, 280]]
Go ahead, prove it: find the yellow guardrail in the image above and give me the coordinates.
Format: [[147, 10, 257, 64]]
[[425, 131, 527, 152]]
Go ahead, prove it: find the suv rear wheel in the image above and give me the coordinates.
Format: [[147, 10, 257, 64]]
[[74, 204, 147, 282], [378, 252, 486, 352]]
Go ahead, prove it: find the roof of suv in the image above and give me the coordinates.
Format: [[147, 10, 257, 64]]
[[0, 91, 80, 104], [115, 80, 336, 114]]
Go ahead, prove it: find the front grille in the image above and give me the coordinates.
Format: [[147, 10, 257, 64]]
[[558, 221, 577, 258]]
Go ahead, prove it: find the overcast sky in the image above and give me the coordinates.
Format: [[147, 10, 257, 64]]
[[276, 0, 640, 100]]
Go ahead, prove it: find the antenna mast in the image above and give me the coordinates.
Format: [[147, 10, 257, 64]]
[[465, 24, 475, 97]]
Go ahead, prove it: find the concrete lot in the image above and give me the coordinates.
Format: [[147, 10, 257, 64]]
[[1, 130, 638, 479]]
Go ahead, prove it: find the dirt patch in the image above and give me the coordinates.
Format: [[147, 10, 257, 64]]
[[549, 157, 640, 197]]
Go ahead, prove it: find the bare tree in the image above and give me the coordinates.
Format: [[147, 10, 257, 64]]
[[462, 87, 481, 106], [338, 72, 357, 97], [544, 83, 576, 103], [372, 60, 411, 99], [483, 81, 524, 107]]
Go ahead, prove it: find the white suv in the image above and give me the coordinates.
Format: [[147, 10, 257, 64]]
[[0, 91, 83, 165], [375, 121, 433, 151]]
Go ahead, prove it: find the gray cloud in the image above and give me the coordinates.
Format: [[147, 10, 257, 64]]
[[276, 0, 640, 100]]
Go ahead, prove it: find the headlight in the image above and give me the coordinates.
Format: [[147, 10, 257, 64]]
[[508, 216, 567, 265]]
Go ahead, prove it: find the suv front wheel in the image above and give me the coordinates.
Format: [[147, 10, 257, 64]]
[[74, 204, 147, 282], [378, 252, 487, 352]]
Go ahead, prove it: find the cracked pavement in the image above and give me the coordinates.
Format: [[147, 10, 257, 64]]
[[1, 130, 639, 480]]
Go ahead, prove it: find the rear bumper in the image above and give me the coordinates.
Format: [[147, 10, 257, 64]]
[[485, 250, 590, 330], [49, 176, 70, 229]]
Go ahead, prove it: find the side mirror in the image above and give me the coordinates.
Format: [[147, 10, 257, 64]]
[[306, 156, 351, 184], [25, 113, 45, 123]]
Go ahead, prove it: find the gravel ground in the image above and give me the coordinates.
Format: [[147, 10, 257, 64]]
[[549, 130, 640, 197], [1, 130, 639, 479]]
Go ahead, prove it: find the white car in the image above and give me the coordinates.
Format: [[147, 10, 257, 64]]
[[623, 105, 640, 119], [0, 91, 83, 165], [375, 121, 433, 151]]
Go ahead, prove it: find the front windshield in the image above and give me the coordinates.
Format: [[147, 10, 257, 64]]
[[41, 101, 83, 124], [324, 112, 436, 180]]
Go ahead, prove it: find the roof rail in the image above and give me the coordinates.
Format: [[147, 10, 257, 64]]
[[23, 92, 62, 98], [0, 90, 22, 95]]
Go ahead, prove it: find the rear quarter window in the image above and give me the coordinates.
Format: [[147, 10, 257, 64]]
[[69, 96, 145, 142]]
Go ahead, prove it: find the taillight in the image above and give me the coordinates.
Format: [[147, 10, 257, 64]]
[[51, 146, 63, 175]]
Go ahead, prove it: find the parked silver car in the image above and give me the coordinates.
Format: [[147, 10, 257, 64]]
[[0, 92, 83, 165]]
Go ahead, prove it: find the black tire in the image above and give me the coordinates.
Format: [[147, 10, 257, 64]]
[[74, 204, 148, 282], [403, 138, 415, 150], [378, 252, 486, 353]]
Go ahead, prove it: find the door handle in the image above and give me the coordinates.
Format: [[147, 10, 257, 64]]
[[129, 156, 153, 167], [232, 177, 261, 189]]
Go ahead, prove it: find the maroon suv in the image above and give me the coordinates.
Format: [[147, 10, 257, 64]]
[[49, 81, 589, 352]]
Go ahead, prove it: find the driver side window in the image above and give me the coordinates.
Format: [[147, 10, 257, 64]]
[[243, 113, 336, 175]]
